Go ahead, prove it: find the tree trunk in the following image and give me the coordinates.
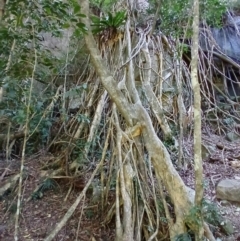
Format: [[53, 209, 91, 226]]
[[191, 0, 204, 239], [0, 0, 5, 102], [80, 0, 195, 239]]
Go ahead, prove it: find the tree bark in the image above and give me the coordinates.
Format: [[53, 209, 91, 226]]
[[0, 0, 5, 102], [191, 0, 204, 239], [80, 0, 195, 239]]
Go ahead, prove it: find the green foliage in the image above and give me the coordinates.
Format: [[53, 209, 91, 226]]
[[0, 0, 87, 154], [31, 178, 58, 200], [200, 0, 227, 27], [0, 0, 86, 79], [202, 200, 221, 226], [0, 77, 55, 153], [0, 0, 86, 84], [76, 114, 90, 124], [184, 201, 221, 236], [177, 43, 190, 56], [65, 84, 88, 98], [85, 209, 95, 219], [148, 0, 191, 36], [91, 11, 126, 34], [174, 233, 192, 241], [163, 136, 175, 147], [148, 0, 228, 36], [184, 205, 203, 231], [90, 0, 118, 12]]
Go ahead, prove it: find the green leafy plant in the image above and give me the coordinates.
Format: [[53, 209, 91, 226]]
[[91, 11, 126, 34], [184, 205, 203, 232], [0, 0, 88, 155], [85, 209, 95, 219], [0, 0, 86, 88], [76, 114, 90, 124], [183, 201, 221, 238], [174, 233, 192, 241], [148, 0, 228, 36], [31, 178, 58, 200], [202, 200, 221, 226], [200, 0, 227, 27], [163, 136, 175, 147], [90, 0, 118, 11]]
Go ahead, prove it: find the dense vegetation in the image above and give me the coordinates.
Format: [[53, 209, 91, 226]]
[[1, 0, 239, 240]]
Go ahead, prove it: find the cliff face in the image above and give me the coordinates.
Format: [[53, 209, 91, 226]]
[[199, 13, 240, 63], [198, 12, 240, 100]]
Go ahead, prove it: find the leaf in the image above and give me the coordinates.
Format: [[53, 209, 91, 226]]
[[107, 12, 113, 26], [76, 13, 86, 18], [92, 27, 105, 34], [99, 20, 112, 26], [62, 22, 71, 28], [74, 28, 82, 37], [70, 18, 79, 23], [113, 11, 126, 27], [91, 15, 101, 23], [76, 22, 87, 32], [16, 14, 24, 27], [74, 5, 81, 14]]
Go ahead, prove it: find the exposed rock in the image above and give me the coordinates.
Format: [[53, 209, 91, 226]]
[[202, 143, 215, 159], [220, 219, 235, 235], [219, 200, 231, 206], [225, 132, 240, 142], [91, 185, 102, 204], [230, 160, 240, 168], [199, 14, 240, 63], [216, 179, 240, 202]]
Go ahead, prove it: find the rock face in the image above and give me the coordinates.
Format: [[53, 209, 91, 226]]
[[216, 179, 240, 202], [225, 131, 240, 142], [199, 13, 240, 63], [201, 143, 215, 159]]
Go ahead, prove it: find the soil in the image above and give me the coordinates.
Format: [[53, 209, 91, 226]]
[[0, 132, 240, 241], [0, 155, 115, 241], [180, 132, 240, 241]]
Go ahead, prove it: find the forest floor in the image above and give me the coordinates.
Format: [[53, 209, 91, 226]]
[[0, 131, 240, 241]]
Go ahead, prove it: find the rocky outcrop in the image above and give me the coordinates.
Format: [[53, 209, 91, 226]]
[[216, 179, 240, 202], [199, 13, 240, 63]]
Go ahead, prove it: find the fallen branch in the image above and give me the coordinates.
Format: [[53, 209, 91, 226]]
[[0, 173, 21, 197]]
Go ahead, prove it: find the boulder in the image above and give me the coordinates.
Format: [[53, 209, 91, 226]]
[[202, 143, 215, 159], [220, 219, 235, 235], [225, 131, 240, 142], [199, 14, 240, 63], [216, 179, 240, 202]]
